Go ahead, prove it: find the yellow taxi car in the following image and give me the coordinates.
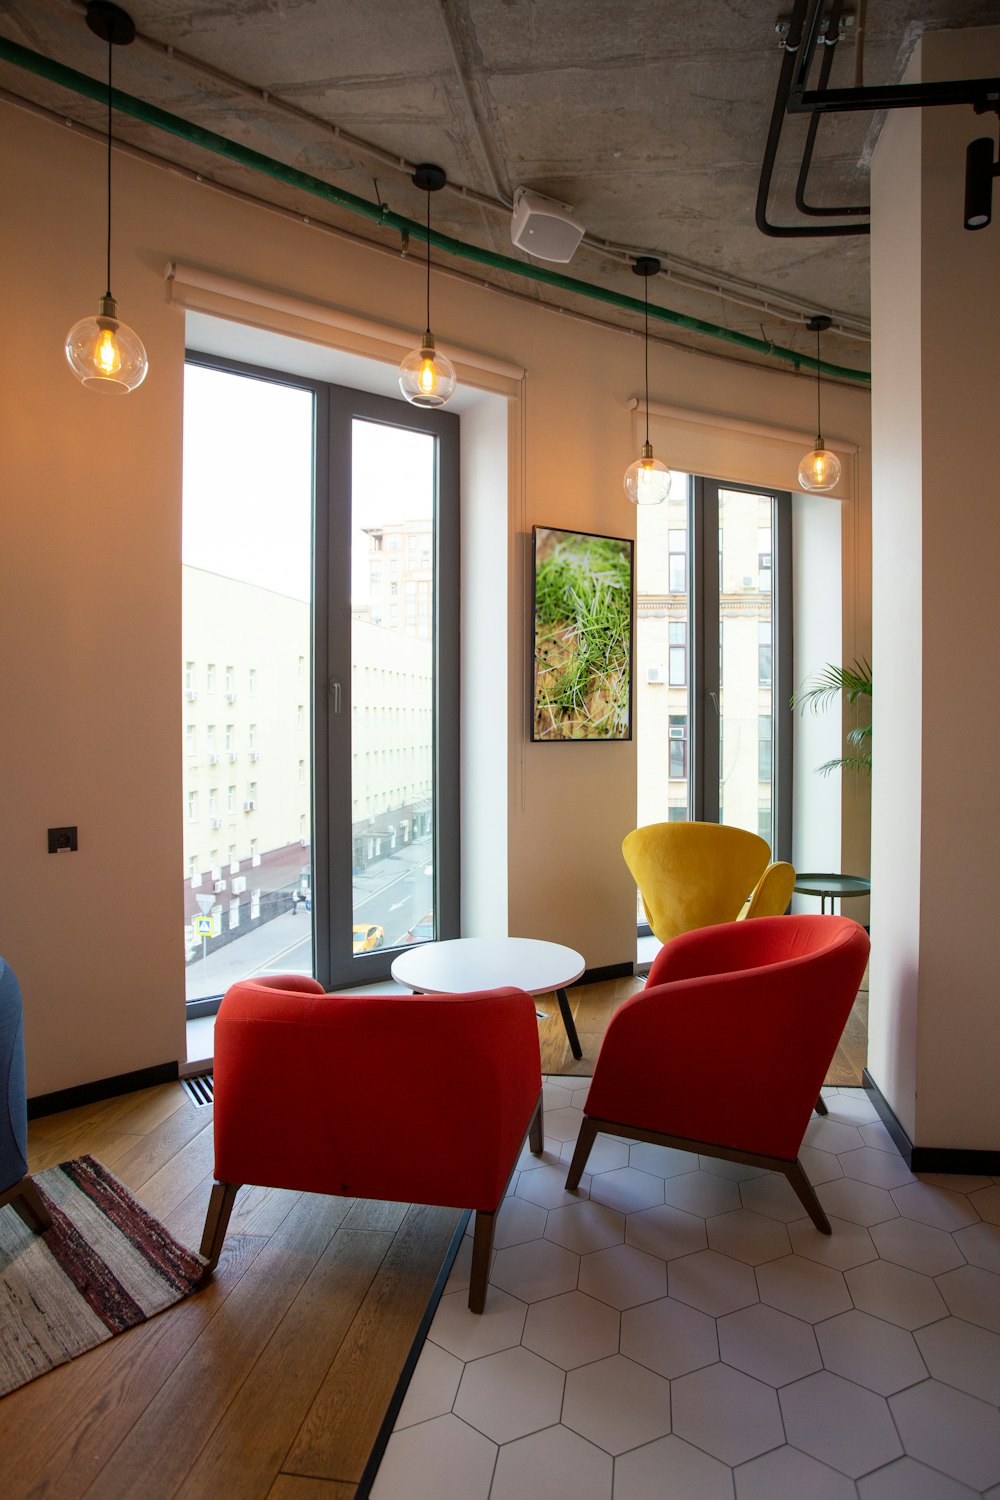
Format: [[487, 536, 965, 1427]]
[[352, 923, 384, 954]]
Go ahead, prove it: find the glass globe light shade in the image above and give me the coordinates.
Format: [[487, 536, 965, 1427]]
[[624, 443, 672, 506], [399, 334, 457, 408], [797, 445, 842, 492], [65, 298, 148, 393]]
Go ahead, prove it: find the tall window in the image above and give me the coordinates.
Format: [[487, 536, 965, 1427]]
[[182, 357, 459, 1007], [636, 473, 791, 932]]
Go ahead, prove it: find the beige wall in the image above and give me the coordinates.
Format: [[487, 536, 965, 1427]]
[[869, 26, 1000, 1150], [0, 99, 872, 1096]]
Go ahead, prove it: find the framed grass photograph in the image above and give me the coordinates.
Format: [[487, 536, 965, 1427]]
[[531, 525, 635, 741]]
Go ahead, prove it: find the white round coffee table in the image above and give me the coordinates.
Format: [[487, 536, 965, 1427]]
[[390, 936, 585, 1059]]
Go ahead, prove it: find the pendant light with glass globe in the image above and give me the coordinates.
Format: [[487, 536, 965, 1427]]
[[797, 315, 842, 492], [399, 165, 457, 408], [64, 2, 148, 394], [624, 257, 671, 506]]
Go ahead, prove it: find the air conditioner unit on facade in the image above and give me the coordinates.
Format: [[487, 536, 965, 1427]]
[[742, 575, 755, 587], [208, 753, 219, 764], [249, 751, 260, 762], [210, 817, 222, 829], [185, 689, 198, 701], [647, 666, 666, 684], [228, 752, 239, 762], [243, 801, 256, 812], [226, 693, 237, 703], [214, 879, 227, 893]]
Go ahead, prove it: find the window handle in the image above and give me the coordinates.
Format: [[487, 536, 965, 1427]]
[[329, 680, 342, 714], [709, 691, 721, 717]]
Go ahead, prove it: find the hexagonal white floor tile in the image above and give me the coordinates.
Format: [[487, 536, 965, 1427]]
[[395, 1340, 465, 1429], [516, 1161, 590, 1208], [562, 1353, 670, 1455], [779, 1370, 903, 1478], [859, 1121, 899, 1153], [870, 1215, 967, 1275], [890, 1379, 1000, 1491], [707, 1209, 792, 1265], [953, 1220, 1000, 1273], [914, 1317, 1000, 1405], [804, 1117, 866, 1155], [816, 1309, 928, 1396], [578, 1242, 667, 1309], [856, 1455, 982, 1499], [669, 1249, 759, 1316], [734, 1443, 857, 1500], [838, 1147, 916, 1189], [817, 1176, 899, 1227], [544, 1106, 587, 1143], [787, 1213, 878, 1270], [489, 1422, 613, 1500], [491, 1238, 580, 1302], [625, 1203, 707, 1260], [494, 1195, 549, 1248], [891, 1181, 980, 1231], [738, 1172, 807, 1223], [969, 1184, 1000, 1224], [660, 1170, 741, 1217], [672, 1362, 783, 1465], [614, 1434, 735, 1500], [521, 1290, 620, 1369], [620, 1294, 719, 1379], [845, 1259, 949, 1330], [429, 1286, 527, 1361], [799, 1144, 846, 1185], [563, 1134, 629, 1174], [588, 1167, 665, 1214], [821, 1091, 881, 1125], [756, 1254, 852, 1323], [453, 1345, 564, 1444], [369, 1412, 496, 1500], [936, 1265, 1000, 1333], [629, 1140, 698, 1177], [718, 1302, 822, 1386], [699, 1155, 769, 1183], [545, 1199, 625, 1254]]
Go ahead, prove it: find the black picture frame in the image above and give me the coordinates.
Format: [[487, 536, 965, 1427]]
[[531, 525, 635, 742]]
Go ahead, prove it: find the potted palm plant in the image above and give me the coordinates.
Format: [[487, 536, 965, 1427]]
[[792, 658, 872, 775]]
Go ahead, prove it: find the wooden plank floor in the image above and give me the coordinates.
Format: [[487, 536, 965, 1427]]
[[0, 971, 867, 1499], [0, 1087, 462, 1500]]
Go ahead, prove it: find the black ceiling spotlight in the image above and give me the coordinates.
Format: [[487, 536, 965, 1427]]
[[965, 131, 1000, 230]]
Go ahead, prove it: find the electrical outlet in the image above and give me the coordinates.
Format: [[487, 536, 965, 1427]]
[[47, 826, 78, 854]]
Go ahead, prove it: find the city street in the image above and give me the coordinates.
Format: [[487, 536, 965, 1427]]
[[186, 837, 433, 1001]]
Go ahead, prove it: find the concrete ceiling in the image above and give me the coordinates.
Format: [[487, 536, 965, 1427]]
[[1, 0, 996, 380]]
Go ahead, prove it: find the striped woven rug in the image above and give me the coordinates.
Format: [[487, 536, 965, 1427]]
[[0, 1155, 205, 1398]]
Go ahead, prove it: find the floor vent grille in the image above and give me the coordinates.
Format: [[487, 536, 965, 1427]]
[[182, 1073, 215, 1108]]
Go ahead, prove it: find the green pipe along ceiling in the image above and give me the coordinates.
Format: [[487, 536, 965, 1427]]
[[0, 35, 871, 385]]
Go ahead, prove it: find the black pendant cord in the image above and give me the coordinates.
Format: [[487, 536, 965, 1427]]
[[815, 323, 822, 444], [424, 187, 431, 335], [643, 276, 651, 447], [105, 31, 113, 300]]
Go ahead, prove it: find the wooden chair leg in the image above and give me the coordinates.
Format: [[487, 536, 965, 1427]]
[[814, 1094, 829, 1116], [469, 1208, 497, 1314], [528, 1094, 544, 1155], [784, 1158, 831, 1234], [200, 1181, 241, 1270], [565, 1116, 600, 1191], [0, 1176, 52, 1234]]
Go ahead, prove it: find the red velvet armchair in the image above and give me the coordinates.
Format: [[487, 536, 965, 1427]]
[[201, 974, 543, 1312], [566, 915, 870, 1231]]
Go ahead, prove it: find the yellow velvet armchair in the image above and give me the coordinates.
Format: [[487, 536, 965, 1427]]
[[622, 821, 794, 944]]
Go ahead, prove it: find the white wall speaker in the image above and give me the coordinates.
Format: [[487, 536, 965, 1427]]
[[510, 189, 585, 263]]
